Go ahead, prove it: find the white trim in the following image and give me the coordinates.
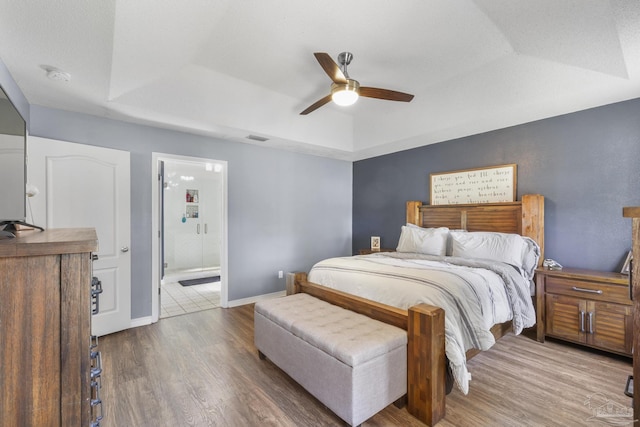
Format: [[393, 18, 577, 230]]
[[151, 152, 229, 324], [129, 316, 153, 328], [132, 292, 284, 326], [227, 290, 286, 308]]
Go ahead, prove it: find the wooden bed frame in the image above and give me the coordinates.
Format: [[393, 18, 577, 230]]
[[287, 194, 544, 426]]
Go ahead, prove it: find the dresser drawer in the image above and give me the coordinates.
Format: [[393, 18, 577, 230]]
[[545, 276, 631, 305]]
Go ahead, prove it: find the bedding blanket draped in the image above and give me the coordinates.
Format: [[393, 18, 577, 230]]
[[307, 252, 536, 394]]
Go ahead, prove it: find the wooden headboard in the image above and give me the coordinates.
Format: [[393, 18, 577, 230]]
[[406, 194, 545, 265]]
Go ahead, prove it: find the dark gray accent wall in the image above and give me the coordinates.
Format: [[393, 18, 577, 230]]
[[354, 98, 640, 272], [29, 106, 352, 318]]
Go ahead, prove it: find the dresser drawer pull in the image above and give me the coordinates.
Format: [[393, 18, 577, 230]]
[[91, 379, 103, 422], [571, 286, 603, 294], [91, 366, 102, 380], [91, 277, 103, 315], [91, 351, 102, 378], [91, 386, 102, 407], [90, 400, 103, 424], [579, 311, 585, 332], [91, 353, 102, 368], [588, 312, 594, 334]]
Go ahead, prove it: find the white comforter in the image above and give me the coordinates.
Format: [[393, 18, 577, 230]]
[[307, 252, 536, 394]]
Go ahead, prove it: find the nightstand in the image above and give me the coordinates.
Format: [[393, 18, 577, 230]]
[[358, 248, 395, 255], [536, 267, 632, 356]]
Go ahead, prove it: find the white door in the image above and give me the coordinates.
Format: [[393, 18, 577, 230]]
[[28, 136, 131, 336]]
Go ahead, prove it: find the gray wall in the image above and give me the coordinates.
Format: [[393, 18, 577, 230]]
[[28, 105, 352, 318], [353, 98, 640, 272]]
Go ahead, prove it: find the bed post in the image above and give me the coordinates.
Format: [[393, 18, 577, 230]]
[[407, 201, 423, 226], [521, 194, 545, 265], [407, 304, 446, 426], [286, 272, 308, 295]]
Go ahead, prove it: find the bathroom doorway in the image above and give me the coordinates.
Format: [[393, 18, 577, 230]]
[[151, 153, 228, 321]]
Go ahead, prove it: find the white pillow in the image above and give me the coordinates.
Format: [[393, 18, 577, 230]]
[[450, 230, 527, 270], [446, 229, 467, 256], [396, 225, 449, 256]]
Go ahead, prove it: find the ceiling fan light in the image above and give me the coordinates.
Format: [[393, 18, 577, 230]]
[[332, 90, 358, 106], [331, 80, 360, 106]]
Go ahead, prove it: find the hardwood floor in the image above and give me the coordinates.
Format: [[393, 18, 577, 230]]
[[100, 304, 633, 426]]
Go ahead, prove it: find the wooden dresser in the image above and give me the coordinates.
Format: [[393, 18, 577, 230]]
[[622, 207, 640, 420], [535, 267, 632, 356], [0, 228, 100, 426]]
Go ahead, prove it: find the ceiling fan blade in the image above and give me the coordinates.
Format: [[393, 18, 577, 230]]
[[314, 52, 348, 84], [360, 87, 414, 102], [300, 94, 333, 115]]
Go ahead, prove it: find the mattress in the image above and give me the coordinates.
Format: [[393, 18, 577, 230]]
[[307, 251, 536, 394]]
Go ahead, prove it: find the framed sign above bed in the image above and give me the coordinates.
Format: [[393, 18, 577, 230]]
[[430, 164, 517, 205]]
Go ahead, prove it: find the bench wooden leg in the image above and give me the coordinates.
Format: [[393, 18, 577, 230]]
[[407, 304, 446, 426]]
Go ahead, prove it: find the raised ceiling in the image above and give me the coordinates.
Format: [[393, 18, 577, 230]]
[[0, 0, 638, 160]]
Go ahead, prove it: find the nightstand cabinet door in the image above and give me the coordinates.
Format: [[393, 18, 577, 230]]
[[590, 301, 633, 355], [537, 267, 632, 356], [545, 294, 586, 343]]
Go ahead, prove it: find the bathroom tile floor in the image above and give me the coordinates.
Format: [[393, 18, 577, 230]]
[[161, 280, 221, 318]]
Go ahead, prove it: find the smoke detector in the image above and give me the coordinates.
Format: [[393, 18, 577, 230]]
[[46, 68, 71, 82]]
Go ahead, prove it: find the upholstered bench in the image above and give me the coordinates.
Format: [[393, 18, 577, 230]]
[[254, 293, 407, 426]]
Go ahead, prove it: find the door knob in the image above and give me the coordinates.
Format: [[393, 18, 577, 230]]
[[121, 246, 129, 253]]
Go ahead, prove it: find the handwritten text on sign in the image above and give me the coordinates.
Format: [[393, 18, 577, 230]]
[[430, 164, 516, 205]]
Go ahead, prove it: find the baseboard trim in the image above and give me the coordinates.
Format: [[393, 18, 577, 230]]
[[128, 291, 285, 328], [226, 290, 286, 308]]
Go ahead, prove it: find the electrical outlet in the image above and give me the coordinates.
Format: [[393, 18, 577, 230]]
[[278, 270, 283, 279]]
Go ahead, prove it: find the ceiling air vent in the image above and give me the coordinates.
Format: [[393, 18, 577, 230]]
[[246, 134, 269, 142]]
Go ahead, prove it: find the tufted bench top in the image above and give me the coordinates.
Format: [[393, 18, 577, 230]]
[[255, 293, 407, 367]]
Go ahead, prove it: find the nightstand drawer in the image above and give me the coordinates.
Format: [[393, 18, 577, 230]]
[[545, 276, 631, 305]]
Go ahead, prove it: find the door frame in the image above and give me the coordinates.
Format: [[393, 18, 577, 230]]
[[151, 152, 229, 322]]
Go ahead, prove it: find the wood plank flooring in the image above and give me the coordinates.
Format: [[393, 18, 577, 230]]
[[100, 305, 633, 426]]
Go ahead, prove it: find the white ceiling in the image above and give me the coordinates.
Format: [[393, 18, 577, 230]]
[[0, 0, 639, 161]]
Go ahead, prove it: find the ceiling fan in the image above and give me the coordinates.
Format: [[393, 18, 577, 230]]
[[300, 52, 414, 115]]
